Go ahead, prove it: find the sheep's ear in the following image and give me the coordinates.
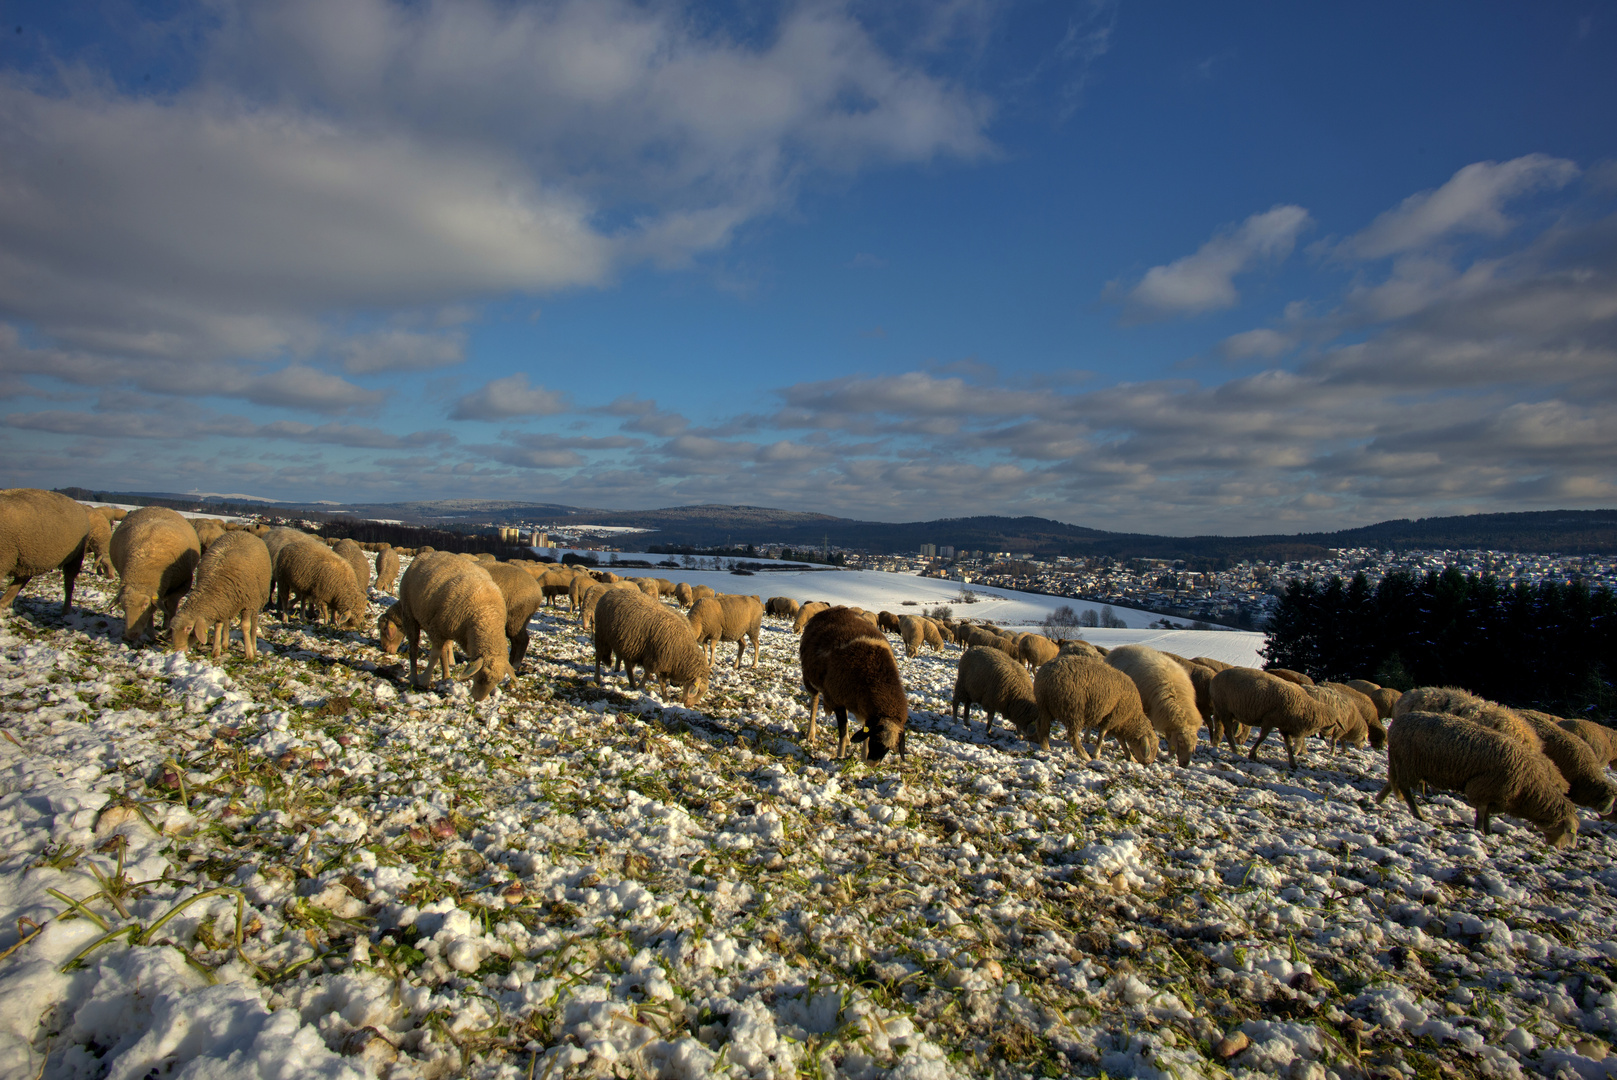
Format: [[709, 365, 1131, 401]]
[[450, 658, 485, 681]]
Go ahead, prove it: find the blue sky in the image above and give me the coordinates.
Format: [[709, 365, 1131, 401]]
[[1, 1, 1613, 534]]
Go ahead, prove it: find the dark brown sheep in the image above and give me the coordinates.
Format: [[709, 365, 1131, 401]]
[[800, 606, 908, 762]]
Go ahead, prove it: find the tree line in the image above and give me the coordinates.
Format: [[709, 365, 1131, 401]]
[[1262, 569, 1617, 719]]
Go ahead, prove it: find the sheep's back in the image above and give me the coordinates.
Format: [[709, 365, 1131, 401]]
[[0, 488, 91, 575]]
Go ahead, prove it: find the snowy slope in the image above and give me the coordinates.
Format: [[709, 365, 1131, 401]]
[[1, 559, 1614, 1080]]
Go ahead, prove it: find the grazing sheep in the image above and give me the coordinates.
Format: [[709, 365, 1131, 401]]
[[1018, 633, 1060, 672], [1393, 686, 1544, 753], [169, 531, 272, 661], [952, 646, 1040, 742], [1058, 639, 1102, 659], [793, 601, 830, 633], [799, 606, 909, 762], [385, 552, 512, 701], [593, 588, 710, 706], [569, 572, 599, 613], [687, 594, 765, 669], [632, 576, 661, 599], [922, 618, 945, 651], [0, 488, 92, 614], [1344, 678, 1381, 698], [375, 545, 401, 595], [766, 596, 799, 618], [1166, 655, 1216, 722], [538, 567, 577, 607], [1107, 644, 1202, 766], [690, 584, 715, 604], [1303, 684, 1371, 751], [1376, 710, 1578, 848], [1515, 710, 1617, 813], [897, 614, 936, 658], [674, 581, 695, 608], [483, 562, 548, 671], [1210, 667, 1336, 770], [1266, 667, 1314, 687], [655, 578, 677, 597], [1033, 654, 1155, 762], [95, 505, 127, 524], [191, 518, 226, 550], [1322, 682, 1386, 749], [261, 528, 311, 609], [1191, 656, 1232, 672], [275, 539, 368, 629], [80, 506, 114, 576], [333, 537, 372, 595], [877, 610, 901, 634], [1555, 716, 1617, 767], [110, 506, 201, 641], [579, 581, 638, 630]]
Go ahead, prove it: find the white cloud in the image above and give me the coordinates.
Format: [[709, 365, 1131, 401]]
[[340, 330, 466, 374], [1341, 154, 1579, 259], [449, 374, 570, 420], [1220, 328, 1294, 360], [1122, 205, 1311, 319]]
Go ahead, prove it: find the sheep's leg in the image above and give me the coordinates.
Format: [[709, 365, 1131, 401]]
[[211, 620, 226, 660], [751, 632, 759, 669], [510, 629, 530, 671], [1, 576, 28, 611], [984, 708, 997, 735], [1248, 727, 1272, 761], [243, 608, 258, 660], [805, 690, 821, 744], [834, 706, 851, 759], [1474, 807, 1491, 835], [407, 629, 424, 687], [1283, 733, 1300, 771], [734, 638, 744, 671], [60, 547, 84, 612], [951, 697, 964, 722]]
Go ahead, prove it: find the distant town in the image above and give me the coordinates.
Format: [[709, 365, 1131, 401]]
[[498, 521, 1617, 632]]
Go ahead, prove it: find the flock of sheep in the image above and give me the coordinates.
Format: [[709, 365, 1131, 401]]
[[4, 485, 1615, 853]]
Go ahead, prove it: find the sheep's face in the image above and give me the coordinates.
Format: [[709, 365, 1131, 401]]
[[470, 658, 511, 702], [378, 611, 404, 655], [1125, 734, 1159, 766], [1544, 812, 1579, 850], [862, 716, 908, 762], [680, 676, 709, 708], [120, 590, 159, 642]]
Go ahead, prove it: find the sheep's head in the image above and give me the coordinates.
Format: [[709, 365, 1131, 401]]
[[1366, 718, 1387, 750], [1544, 809, 1579, 850], [168, 614, 202, 653], [1124, 733, 1160, 765], [680, 675, 709, 708], [120, 590, 160, 643], [859, 715, 908, 763], [453, 656, 511, 702], [377, 608, 404, 654]]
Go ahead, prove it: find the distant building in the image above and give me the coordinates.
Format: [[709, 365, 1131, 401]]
[[497, 526, 523, 543], [939, 545, 955, 559], [919, 543, 937, 558], [531, 530, 549, 548]]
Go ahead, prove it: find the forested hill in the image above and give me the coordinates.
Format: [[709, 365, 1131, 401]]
[[51, 489, 1617, 558]]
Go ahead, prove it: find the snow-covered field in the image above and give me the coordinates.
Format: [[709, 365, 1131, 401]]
[[3, 560, 1617, 1080]]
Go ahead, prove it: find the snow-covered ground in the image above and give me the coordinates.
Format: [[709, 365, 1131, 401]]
[[3, 560, 1616, 1080]]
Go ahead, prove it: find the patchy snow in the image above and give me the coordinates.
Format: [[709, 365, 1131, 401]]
[[1, 560, 1613, 1079]]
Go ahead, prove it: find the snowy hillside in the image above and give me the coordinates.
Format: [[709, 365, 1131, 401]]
[[2, 560, 1615, 1079]]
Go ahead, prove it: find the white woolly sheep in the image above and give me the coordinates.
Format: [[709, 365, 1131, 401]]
[[1, 488, 92, 614], [1018, 633, 1060, 672], [1515, 709, 1617, 813], [593, 587, 710, 706], [79, 505, 115, 577], [1303, 684, 1371, 751], [579, 580, 639, 630], [375, 545, 401, 595], [793, 600, 830, 634], [191, 518, 226, 550], [673, 581, 695, 608], [1266, 667, 1314, 687], [483, 562, 548, 671], [332, 538, 372, 595], [800, 606, 909, 762], [1190, 656, 1232, 672], [110, 505, 200, 642], [1032, 654, 1156, 763], [389, 551, 513, 701], [1165, 654, 1216, 722], [1322, 681, 1387, 749], [169, 531, 272, 661], [1209, 667, 1336, 770], [1106, 644, 1202, 766], [952, 646, 1040, 742], [1556, 716, 1617, 767], [897, 614, 936, 658], [766, 596, 799, 618], [261, 528, 311, 609], [275, 539, 368, 629], [687, 594, 765, 670], [1058, 639, 1103, 659], [1376, 710, 1578, 848], [1393, 686, 1544, 753]]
